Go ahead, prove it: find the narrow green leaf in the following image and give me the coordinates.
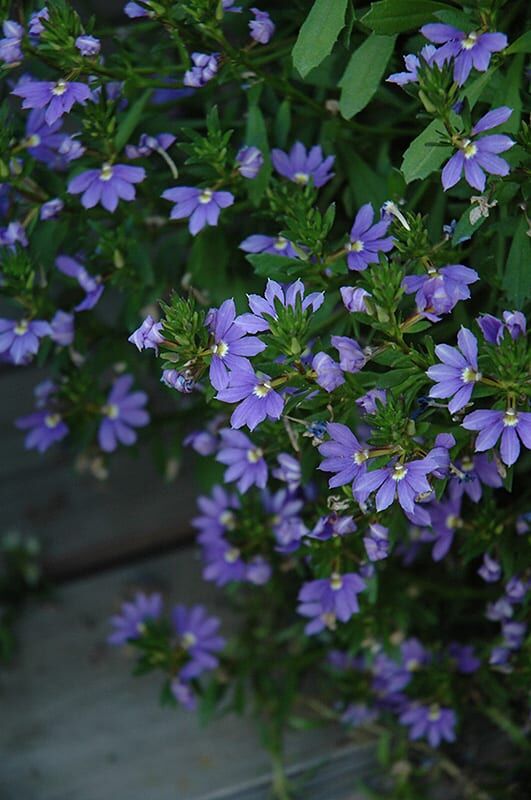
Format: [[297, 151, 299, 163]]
[[502, 216, 531, 307], [115, 89, 151, 152], [361, 0, 451, 35], [452, 207, 487, 245], [506, 30, 531, 54], [339, 33, 396, 119], [245, 97, 271, 205], [292, 0, 348, 78]]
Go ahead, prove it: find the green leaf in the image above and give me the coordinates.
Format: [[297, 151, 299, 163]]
[[502, 216, 531, 308], [339, 33, 396, 119], [506, 30, 531, 54], [401, 119, 451, 183], [361, 0, 451, 35], [115, 89, 151, 152], [245, 253, 305, 280], [292, 0, 348, 78], [245, 96, 271, 205], [452, 207, 487, 245]]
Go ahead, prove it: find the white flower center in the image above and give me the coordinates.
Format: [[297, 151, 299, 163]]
[[461, 456, 474, 472], [26, 134, 41, 147], [463, 139, 478, 159], [52, 80, 68, 96], [44, 413, 61, 429], [461, 367, 481, 383], [322, 612, 337, 630], [392, 463, 408, 482], [247, 447, 263, 464], [330, 572, 343, 591], [100, 163, 114, 181], [354, 449, 369, 465], [224, 546, 240, 563], [181, 631, 197, 649], [503, 409, 519, 427], [406, 658, 420, 672], [199, 188, 213, 204], [462, 31, 478, 50], [219, 510, 236, 529], [273, 237, 288, 251], [446, 514, 462, 530], [253, 381, 272, 398], [14, 320, 29, 335], [103, 403, 119, 419], [348, 239, 365, 253], [293, 171, 309, 185], [212, 341, 229, 358], [428, 705, 441, 721]]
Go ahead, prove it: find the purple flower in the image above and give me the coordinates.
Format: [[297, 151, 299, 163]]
[[201, 539, 247, 586], [502, 621, 526, 650], [223, 0, 242, 11], [161, 369, 195, 393], [183, 52, 219, 88], [478, 310, 526, 344], [216, 363, 284, 431], [0, 20, 23, 64], [450, 453, 503, 502], [207, 298, 266, 390], [312, 352, 344, 392], [356, 389, 387, 415], [29, 8, 49, 37], [387, 45, 436, 86], [448, 643, 480, 674], [426, 488, 463, 561], [441, 107, 514, 192], [399, 703, 456, 747], [240, 234, 300, 258], [462, 408, 531, 467], [68, 163, 145, 212], [331, 335, 366, 373], [427, 327, 480, 413], [55, 254, 103, 311], [172, 604, 225, 680], [297, 572, 366, 634], [171, 680, 196, 711], [341, 703, 378, 727], [246, 556, 271, 585], [193, 485, 240, 543], [128, 315, 164, 353], [421, 24, 507, 85], [235, 146, 264, 178], [249, 8, 275, 44], [506, 577, 527, 603], [216, 428, 268, 492], [402, 264, 479, 321], [0, 221, 28, 249], [162, 186, 234, 235], [478, 553, 502, 583], [355, 457, 435, 515], [364, 523, 390, 561], [489, 647, 511, 668], [124, 2, 154, 18], [50, 310, 74, 346], [98, 375, 149, 453], [40, 198, 63, 220], [23, 109, 85, 169], [272, 453, 301, 490], [108, 592, 163, 645], [318, 422, 369, 488], [16, 383, 69, 453], [340, 286, 371, 313], [486, 597, 513, 622], [308, 513, 356, 541], [237, 278, 324, 333], [271, 142, 334, 188], [75, 35, 101, 56], [346, 203, 394, 271], [12, 79, 92, 125], [0, 318, 51, 365], [125, 132, 176, 159]]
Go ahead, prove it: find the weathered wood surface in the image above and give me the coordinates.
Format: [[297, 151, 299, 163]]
[[0, 548, 377, 800]]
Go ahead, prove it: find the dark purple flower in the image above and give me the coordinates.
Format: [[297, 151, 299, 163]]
[[364, 523, 390, 561], [271, 142, 334, 188], [450, 453, 503, 502], [462, 408, 531, 466], [16, 394, 69, 453], [421, 24, 507, 85], [98, 374, 149, 453], [125, 132, 176, 159], [318, 422, 369, 488], [346, 203, 394, 271], [128, 315, 164, 353], [240, 234, 300, 258], [478, 310, 526, 344], [331, 335, 366, 373], [448, 643, 480, 674], [0, 20, 23, 64], [356, 388, 387, 415], [55, 254, 103, 311], [355, 457, 435, 515], [478, 553, 502, 582], [207, 298, 266, 390], [427, 327, 480, 413], [441, 107, 514, 192], [237, 278, 324, 333], [50, 310, 74, 346], [108, 592, 163, 645], [0, 318, 51, 365], [183, 52, 219, 88], [402, 264, 479, 321], [312, 352, 344, 392], [68, 163, 145, 212], [75, 35, 101, 56], [399, 702, 456, 747], [172, 604, 225, 680], [161, 369, 195, 393], [216, 363, 284, 431], [40, 198, 63, 220], [12, 78, 93, 125], [216, 428, 268, 492], [235, 146, 264, 178], [340, 286, 371, 313], [162, 186, 234, 235], [297, 572, 366, 634], [387, 45, 436, 85], [249, 8, 275, 44]]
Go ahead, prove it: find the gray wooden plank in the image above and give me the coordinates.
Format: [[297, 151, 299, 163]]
[[0, 547, 375, 800]]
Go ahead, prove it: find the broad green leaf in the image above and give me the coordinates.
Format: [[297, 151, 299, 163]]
[[433, 9, 472, 29], [115, 89, 151, 152], [506, 30, 531, 54], [452, 207, 487, 245], [502, 216, 531, 307], [339, 33, 396, 119], [274, 100, 291, 148], [245, 253, 305, 280], [361, 0, 451, 35], [292, 0, 348, 78], [401, 119, 450, 183]]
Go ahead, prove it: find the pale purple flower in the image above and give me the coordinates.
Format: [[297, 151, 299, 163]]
[[486, 597, 513, 622], [216, 428, 268, 492], [223, 0, 242, 11], [40, 198, 63, 220], [427, 327, 480, 413], [24, 109, 85, 169], [506, 577, 527, 603], [207, 298, 266, 390], [448, 643, 480, 674], [387, 45, 436, 85], [98, 375, 149, 453], [125, 133, 176, 159], [502, 621, 526, 650], [161, 369, 195, 393], [318, 422, 369, 488], [0, 20, 23, 64], [271, 142, 334, 187], [193, 486, 240, 543], [240, 234, 300, 258], [341, 703, 378, 727], [68, 163, 145, 212], [450, 453, 503, 502], [354, 457, 436, 514], [128, 315, 164, 353], [478, 553, 501, 582], [462, 408, 531, 466], [273, 453, 301, 490], [312, 352, 344, 392], [75, 35, 101, 56], [0, 318, 51, 365], [124, 2, 154, 18], [201, 539, 248, 586], [340, 286, 371, 313], [346, 203, 393, 271], [16, 386, 69, 453], [399, 703, 456, 747], [331, 335, 366, 373], [249, 8, 275, 44], [108, 592, 163, 645], [12, 79, 92, 125], [216, 363, 284, 431], [356, 389, 387, 415], [55, 255, 103, 311], [489, 647, 511, 668], [29, 8, 49, 37], [237, 278, 324, 333], [50, 310, 74, 346], [183, 52, 219, 88], [441, 107, 514, 192], [297, 572, 366, 634], [184, 421, 221, 456], [308, 513, 356, 541], [246, 556, 272, 585], [363, 523, 389, 561], [162, 186, 234, 235], [478, 310, 526, 344], [421, 24, 507, 85], [171, 680, 196, 711], [402, 264, 479, 321], [172, 604, 225, 680], [235, 146, 263, 178], [424, 489, 462, 561], [0, 221, 28, 249]]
